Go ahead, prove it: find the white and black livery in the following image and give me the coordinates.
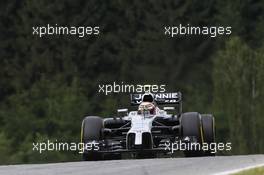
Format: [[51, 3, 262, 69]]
[[80, 92, 215, 160]]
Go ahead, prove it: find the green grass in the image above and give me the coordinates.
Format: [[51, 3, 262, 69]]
[[232, 166, 264, 175]]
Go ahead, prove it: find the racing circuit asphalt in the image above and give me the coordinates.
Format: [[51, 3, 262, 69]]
[[0, 155, 264, 175]]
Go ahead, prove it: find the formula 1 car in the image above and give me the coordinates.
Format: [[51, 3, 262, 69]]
[[80, 92, 215, 160]]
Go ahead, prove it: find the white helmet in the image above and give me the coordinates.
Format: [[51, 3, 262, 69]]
[[138, 102, 156, 115]]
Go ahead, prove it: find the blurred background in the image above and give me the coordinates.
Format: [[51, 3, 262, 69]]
[[0, 0, 263, 164]]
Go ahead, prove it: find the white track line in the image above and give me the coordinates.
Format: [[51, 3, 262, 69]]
[[214, 163, 264, 175]]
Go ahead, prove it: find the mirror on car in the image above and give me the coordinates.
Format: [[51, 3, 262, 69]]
[[117, 108, 128, 118], [163, 107, 175, 111]]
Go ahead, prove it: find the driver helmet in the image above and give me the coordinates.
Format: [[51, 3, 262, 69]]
[[142, 93, 154, 103], [138, 102, 156, 115]]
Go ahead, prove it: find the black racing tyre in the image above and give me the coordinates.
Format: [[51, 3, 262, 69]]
[[201, 114, 215, 156], [181, 112, 204, 157], [81, 116, 103, 161]]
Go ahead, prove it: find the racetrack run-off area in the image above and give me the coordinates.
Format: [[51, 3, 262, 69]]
[[0, 155, 263, 175]]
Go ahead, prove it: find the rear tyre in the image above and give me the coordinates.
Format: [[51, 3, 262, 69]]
[[201, 114, 215, 156], [81, 116, 103, 161], [181, 112, 204, 157]]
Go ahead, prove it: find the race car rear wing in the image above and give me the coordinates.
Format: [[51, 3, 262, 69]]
[[130, 92, 182, 106]]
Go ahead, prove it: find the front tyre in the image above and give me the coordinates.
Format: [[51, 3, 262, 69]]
[[181, 112, 204, 157], [201, 114, 215, 156], [81, 116, 103, 161]]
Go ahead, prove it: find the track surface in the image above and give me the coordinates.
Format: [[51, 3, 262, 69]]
[[0, 155, 264, 175]]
